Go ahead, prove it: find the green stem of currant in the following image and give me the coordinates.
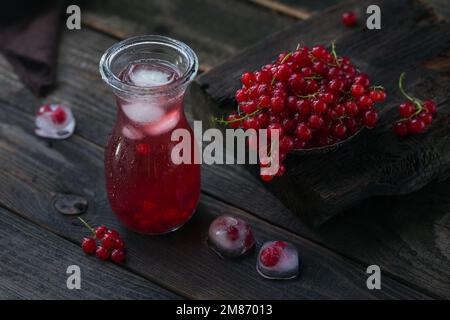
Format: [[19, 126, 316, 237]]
[[331, 41, 341, 67], [296, 92, 319, 99], [398, 72, 424, 122], [215, 107, 265, 125], [78, 217, 96, 237], [271, 52, 294, 85], [369, 85, 385, 92]]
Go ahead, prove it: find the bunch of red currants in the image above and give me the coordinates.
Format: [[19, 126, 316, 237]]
[[393, 73, 437, 136], [219, 43, 386, 181], [79, 218, 126, 263]]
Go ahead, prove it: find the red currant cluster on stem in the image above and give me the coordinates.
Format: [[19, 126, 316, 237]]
[[393, 73, 437, 136], [79, 217, 126, 263], [218, 43, 386, 181]]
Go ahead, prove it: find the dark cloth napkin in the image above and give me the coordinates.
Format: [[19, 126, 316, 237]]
[[0, 1, 63, 96]]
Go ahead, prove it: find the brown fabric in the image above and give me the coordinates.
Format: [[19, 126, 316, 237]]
[[0, 1, 63, 96]]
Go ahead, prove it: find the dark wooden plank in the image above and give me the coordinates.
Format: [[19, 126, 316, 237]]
[[82, 0, 296, 71], [0, 27, 445, 297], [194, 0, 450, 226], [254, 0, 450, 20], [0, 87, 429, 299], [247, 0, 338, 19], [0, 207, 180, 299]]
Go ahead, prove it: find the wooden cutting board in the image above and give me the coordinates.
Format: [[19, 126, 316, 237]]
[[191, 0, 450, 226]]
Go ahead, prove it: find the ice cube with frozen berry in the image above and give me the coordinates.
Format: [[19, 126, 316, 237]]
[[208, 215, 255, 258], [257, 240, 299, 279], [35, 104, 75, 139]]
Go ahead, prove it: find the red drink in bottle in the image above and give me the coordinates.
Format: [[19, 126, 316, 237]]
[[100, 36, 200, 234]]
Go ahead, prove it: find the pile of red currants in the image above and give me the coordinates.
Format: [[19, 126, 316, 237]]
[[218, 43, 386, 181]]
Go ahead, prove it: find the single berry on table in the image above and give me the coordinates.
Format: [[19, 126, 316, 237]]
[[342, 12, 357, 27]]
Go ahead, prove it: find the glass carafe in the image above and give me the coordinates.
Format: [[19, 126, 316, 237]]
[[100, 35, 200, 235]]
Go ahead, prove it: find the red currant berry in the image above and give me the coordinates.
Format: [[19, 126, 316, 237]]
[[96, 246, 110, 260], [226, 113, 241, 129], [226, 225, 240, 241], [407, 118, 426, 134], [334, 104, 346, 117], [308, 114, 325, 129], [280, 135, 295, 152], [260, 246, 281, 267], [342, 12, 357, 27], [95, 226, 108, 240], [256, 112, 270, 128], [418, 111, 433, 125], [102, 234, 116, 250], [354, 74, 370, 87], [51, 106, 67, 124], [295, 123, 312, 141], [107, 229, 120, 239], [311, 46, 327, 60], [276, 164, 286, 177], [345, 101, 359, 116], [393, 121, 408, 137], [256, 70, 272, 84], [267, 123, 284, 139], [363, 110, 378, 128], [370, 90, 386, 102], [358, 95, 373, 109], [260, 173, 274, 182], [296, 99, 312, 115], [398, 102, 416, 119], [241, 101, 258, 114], [275, 65, 292, 82], [235, 89, 248, 103], [351, 84, 365, 97], [113, 238, 125, 250], [270, 96, 285, 113], [321, 92, 334, 104], [111, 249, 126, 263], [328, 79, 344, 93], [81, 237, 96, 254], [331, 123, 347, 139], [259, 95, 271, 108], [312, 99, 327, 114], [423, 100, 437, 115], [241, 72, 255, 86]]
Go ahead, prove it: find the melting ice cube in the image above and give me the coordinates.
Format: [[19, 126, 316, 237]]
[[208, 215, 255, 258], [122, 101, 164, 123], [257, 241, 299, 280], [123, 62, 177, 87], [144, 108, 180, 136], [35, 104, 75, 140], [122, 124, 144, 140]]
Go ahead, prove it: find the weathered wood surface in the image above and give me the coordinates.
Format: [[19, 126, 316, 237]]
[[194, 0, 450, 227], [0, 0, 448, 299], [0, 2, 447, 298], [82, 0, 296, 72], [0, 82, 429, 299], [0, 207, 180, 299]]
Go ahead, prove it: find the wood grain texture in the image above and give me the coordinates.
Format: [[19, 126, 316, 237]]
[[194, 0, 450, 226], [0, 63, 429, 299], [0, 207, 180, 299], [82, 0, 296, 72], [0, 24, 446, 297]]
